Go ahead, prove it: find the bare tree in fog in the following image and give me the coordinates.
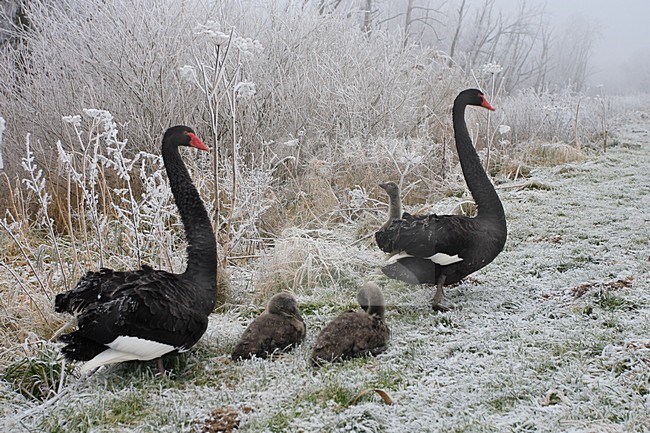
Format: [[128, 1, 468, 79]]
[[549, 16, 595, 91], [316, 0, 597, 92], [362, 0, 373, 34], [402, 0, 444, 45], [448, 0, 467, 66], [318, 0, 345, 15]]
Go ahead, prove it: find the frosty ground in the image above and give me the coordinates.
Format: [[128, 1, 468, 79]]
[[2, 118, 650, 432]]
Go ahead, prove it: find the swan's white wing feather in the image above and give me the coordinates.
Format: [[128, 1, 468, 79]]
[[80, 336, 176, 373], [428, 253, 463, 266], [385, 251, 463, 266]]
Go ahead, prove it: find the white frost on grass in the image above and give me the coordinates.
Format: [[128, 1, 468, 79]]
[[2, 120, 649, 432], [0, 115, 5, 170]]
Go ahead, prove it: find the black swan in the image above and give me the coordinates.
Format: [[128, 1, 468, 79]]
[[378, 181, 402, 230], [232, 293, 306, 360], [311, 282, 389, 366], [55, 125, 217, 374], [375, 89, 507, 311]]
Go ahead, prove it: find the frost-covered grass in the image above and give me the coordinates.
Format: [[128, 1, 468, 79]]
[[0, 0, 630, 191], [1, 116, 649, 432]]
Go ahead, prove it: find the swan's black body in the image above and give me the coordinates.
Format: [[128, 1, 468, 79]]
[[55, 126, 216, 373], [375, 89, 506, 310], [232, 293, 306, 360], [311, 283, 389, 366]]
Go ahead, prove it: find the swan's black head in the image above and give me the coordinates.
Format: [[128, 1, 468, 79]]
[[457, 88, 495, 111], [163, 125, 209, 151]]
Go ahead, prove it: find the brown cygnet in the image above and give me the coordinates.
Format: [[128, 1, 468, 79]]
[[232, 293, 306, 360], [311, 282, 389, 366]]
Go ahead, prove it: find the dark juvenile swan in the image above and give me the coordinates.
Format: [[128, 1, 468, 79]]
[[375, 89, 507, 311], [378, 181, 402, 230], [232, 292, 306, 360], [311, 282, 389, 366], [55, 126, 216, 374]]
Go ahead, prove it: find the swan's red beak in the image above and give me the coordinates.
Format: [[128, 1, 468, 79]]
[[187, 132, 209, 151], [481, 95, 496, 111]]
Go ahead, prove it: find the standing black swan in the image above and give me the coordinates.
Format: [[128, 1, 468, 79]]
[[311, 282, 389, 366], [55, 126, 217, 374], [375, 89, 507, 311], [378, 181, 402, 230], [232, 292, 306, 360]]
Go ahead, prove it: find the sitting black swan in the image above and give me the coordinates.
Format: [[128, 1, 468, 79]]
[[55, 125, 217, 374], [378, 181, 402, 230], [311, 282, 389, 366], [232, 292, 306, 360], [375, 89, 507, 311]]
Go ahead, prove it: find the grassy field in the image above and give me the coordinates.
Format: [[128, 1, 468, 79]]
[[1, 115, 648, 432]]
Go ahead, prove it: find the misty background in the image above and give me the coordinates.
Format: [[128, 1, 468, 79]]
[[504, 0, 649, 93], [374, 0, 649, 94], [2, 0, 649, 94], [2, 0, 648, 184]]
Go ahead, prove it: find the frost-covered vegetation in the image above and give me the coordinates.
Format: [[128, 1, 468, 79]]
[[1, 0, 649, 432]]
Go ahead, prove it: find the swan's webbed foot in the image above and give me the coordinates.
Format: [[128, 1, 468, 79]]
[[431, 302, 451, 312]]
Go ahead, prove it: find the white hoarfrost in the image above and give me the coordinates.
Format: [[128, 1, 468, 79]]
[[0, 115, 5, 170], [234, 81, 257, 100], [195, 20, 231, 46], [482, 62, 503, 74], [178, 64, 197, 84], [2, 119, 650, 432]]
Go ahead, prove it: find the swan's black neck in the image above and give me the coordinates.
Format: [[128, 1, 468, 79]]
[[452, 98, 505, 220], [162, 143, 217, 288]]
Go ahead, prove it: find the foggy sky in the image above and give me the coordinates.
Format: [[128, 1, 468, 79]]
[[496, 0, 650, 93]]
